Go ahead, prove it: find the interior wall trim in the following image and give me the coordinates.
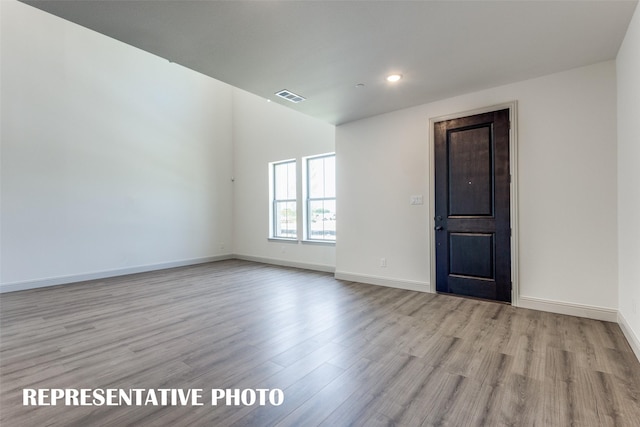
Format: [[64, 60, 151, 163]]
[[334, 271, 430, 293], [518, 295, 618, 322], [618, 311, 640, 363], [0, 255, 233, 293], [234, 254, 335, 273]]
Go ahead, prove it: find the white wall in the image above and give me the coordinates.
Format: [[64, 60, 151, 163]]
[[336, 61, 619, 315], [232, 89, 336, 271], [336, 110, 431, 291], [616, 3, 640, 357], [1, 1, 234, 290]]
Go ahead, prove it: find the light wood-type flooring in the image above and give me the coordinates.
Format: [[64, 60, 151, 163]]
[[1, 260, 639, 426]]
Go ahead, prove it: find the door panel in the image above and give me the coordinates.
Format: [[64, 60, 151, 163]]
[[449, 127, 493, 216], [449, 233, 494, 279], [434, 109, 511, 302]]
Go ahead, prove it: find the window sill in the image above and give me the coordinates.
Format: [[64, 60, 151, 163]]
[[267, 237, 335, 247], [302, 239, 336, 246], [268, 237, 299, 243]]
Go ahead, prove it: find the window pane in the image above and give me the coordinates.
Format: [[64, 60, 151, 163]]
[[274, 161, 296, 200], [308, 199, 336, 240], [286, 162, 296, 198], [308, 155, 335, 199], [274, 201, 297, 238], [308, 157, 325, 199], [323, 156, 336, 198]]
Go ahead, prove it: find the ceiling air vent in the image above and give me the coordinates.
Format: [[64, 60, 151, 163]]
[[275, 89, 306, 103]]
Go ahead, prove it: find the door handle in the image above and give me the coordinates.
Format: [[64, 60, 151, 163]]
[[435, 226, 443, 231]]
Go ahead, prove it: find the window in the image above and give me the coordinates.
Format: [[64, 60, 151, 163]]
[[305, 154, 336, 241], [269, 153, 336, 243], [271, 160, 297, 239]]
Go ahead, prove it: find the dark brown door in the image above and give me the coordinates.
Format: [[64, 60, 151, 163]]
[[434, 109, 511, 302]]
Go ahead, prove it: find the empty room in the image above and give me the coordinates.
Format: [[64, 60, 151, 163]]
[[1, 0, 639, 425]]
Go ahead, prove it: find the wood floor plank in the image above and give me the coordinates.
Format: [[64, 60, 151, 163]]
[[1, 259, 640, 426], [274, 358, 373, 427], [493, 373, 544, 426]]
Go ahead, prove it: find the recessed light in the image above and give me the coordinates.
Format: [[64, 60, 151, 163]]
[[386, 74, 402, 83]]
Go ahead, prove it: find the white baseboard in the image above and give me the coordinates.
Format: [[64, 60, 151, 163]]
[[618, 311, 640, 362], [233, 254, 335, 273], [517, 295, 618, 322], [0, 255, 234, 293], [334, 271, 431, 293]]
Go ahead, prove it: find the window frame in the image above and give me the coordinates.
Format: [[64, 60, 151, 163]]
[[270, 159, 298, 240], [303, 153, 336, 243]]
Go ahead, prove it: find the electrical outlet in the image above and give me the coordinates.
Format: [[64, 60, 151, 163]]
[[380, 258, 387, 267]]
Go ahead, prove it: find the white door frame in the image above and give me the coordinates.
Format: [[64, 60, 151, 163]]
[[428, 101, 520, 306]]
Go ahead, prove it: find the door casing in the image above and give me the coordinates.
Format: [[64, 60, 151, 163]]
[[428, 101, 519, 306]]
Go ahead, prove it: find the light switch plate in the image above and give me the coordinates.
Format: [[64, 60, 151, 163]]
[[410, 195, 423, 205]]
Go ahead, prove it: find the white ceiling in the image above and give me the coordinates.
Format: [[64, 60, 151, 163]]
[[22, 0, 638, 125]]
